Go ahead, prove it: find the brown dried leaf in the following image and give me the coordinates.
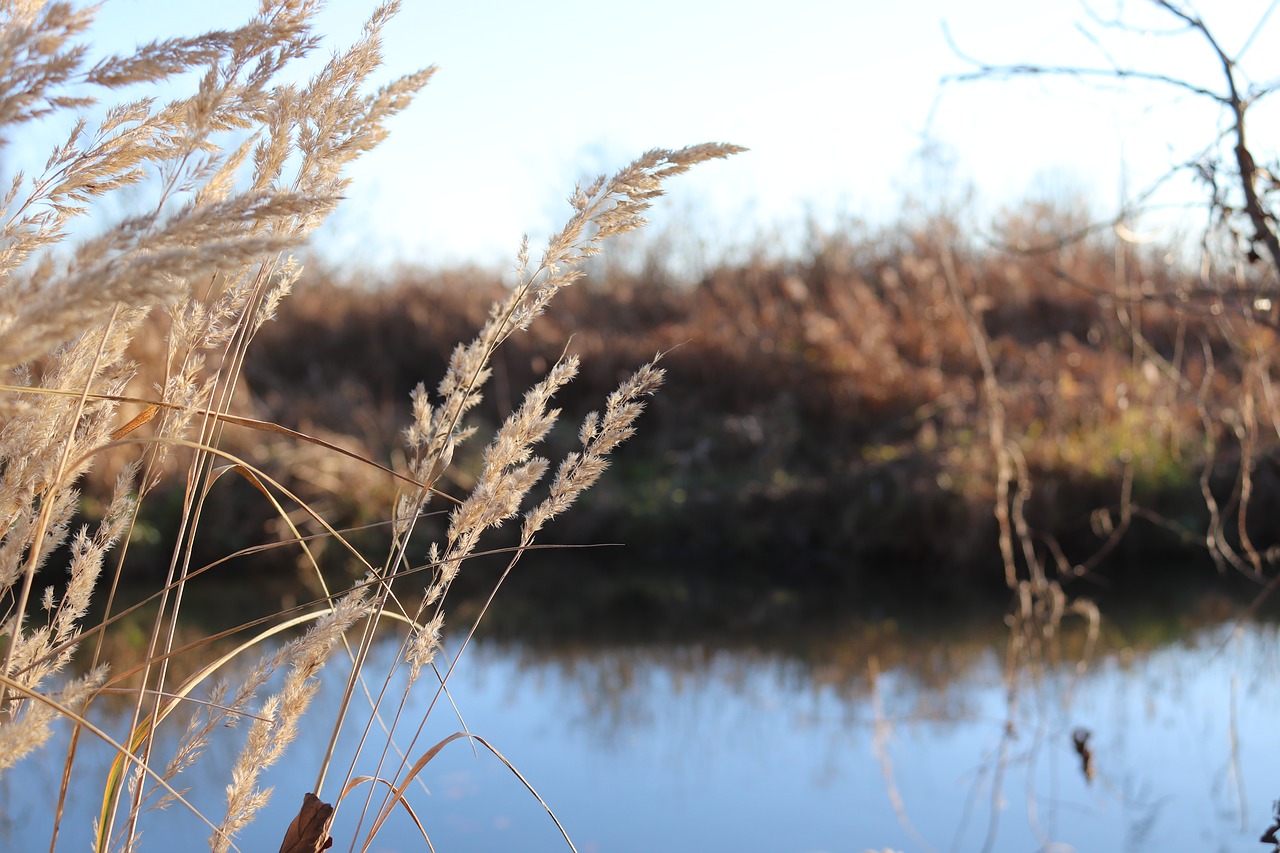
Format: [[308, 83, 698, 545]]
[[277, 793, 334, 853]]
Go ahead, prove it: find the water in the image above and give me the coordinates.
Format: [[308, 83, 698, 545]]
[[6, 609, 1280, 852]]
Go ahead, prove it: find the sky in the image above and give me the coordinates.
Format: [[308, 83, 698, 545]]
[[45, 0, 1280, 269]]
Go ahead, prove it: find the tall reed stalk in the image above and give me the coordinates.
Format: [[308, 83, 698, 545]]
[[0, 2, 740, 850]]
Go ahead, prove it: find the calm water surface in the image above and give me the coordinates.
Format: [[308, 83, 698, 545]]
[[6, 608, 1280, 852]]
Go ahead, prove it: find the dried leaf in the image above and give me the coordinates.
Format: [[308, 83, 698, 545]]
[[278, 793, 334, 853]]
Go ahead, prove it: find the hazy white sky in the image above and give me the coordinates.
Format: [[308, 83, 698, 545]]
[[58, 1, 1280, 268]]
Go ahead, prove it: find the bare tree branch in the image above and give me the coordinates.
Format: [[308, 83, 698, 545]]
[[943, 0, 1280, 285]]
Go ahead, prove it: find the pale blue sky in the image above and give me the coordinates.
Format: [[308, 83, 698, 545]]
[[64, 1, 1280, 267]]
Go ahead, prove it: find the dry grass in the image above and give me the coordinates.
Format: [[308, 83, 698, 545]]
[[0, 3, 740, 850]]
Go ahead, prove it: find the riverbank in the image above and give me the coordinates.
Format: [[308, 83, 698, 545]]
[[97, 202, 1279, 598]]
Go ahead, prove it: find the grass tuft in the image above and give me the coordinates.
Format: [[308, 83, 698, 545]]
[[0, 4, 737, 850]]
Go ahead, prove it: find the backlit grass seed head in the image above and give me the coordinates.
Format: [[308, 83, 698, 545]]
[[0, 664, 105, 773], [404, 145, 740, 498], [405, 613, 444, 685], [152, 680, 231, 809], [484, 356, 577, 471], [521, 354, 666, 540], [437, 358, 584, 555], [213, 589, 371, 851]]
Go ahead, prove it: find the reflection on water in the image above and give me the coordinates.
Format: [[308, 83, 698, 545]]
[[5, 602, 1280, 852]]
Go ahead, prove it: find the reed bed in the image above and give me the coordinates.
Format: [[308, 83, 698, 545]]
[[0, 2, 739, 850]]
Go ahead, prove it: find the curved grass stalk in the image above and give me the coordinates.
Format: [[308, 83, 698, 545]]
[[342, 732, 578, 853]]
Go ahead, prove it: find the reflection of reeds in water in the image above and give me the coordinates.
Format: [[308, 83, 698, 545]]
[[0, 4, 739, 851], [937, 239, 1108, 851], [461, 613, 1268, 851], [869, 654, 938, 853]]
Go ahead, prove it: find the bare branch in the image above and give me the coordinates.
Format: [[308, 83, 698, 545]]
[[1239, 0, 1280, 60], [943, 1, 1280, 284]]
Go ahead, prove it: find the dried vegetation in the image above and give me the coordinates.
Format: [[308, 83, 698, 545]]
[[0, 1, 739, 849], [242, 201, 1276, 600]]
